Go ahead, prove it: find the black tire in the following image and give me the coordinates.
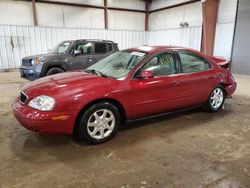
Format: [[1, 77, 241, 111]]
[[74, 102, 120, 144], [205, 85, 226, 112], [46, 67, 64, 76]]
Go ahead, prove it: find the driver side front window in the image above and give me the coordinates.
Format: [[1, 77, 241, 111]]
[[140, 52, 176, 77], [75, 42, 92, 54]]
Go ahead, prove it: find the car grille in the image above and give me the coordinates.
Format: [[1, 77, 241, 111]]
[[20, 91, 28, 104], [22, 59, 32, 67]]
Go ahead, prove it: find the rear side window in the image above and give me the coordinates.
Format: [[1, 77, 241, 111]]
[[95, 42, 107, 53], [108, 43, 113, 52], [179, 52, 211, 73]]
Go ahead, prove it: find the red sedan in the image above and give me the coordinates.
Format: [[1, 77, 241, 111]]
[[12, 46, 237, 144]]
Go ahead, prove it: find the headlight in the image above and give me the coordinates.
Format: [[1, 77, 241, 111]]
[[36, 58, 42, 64], [31, 59, 36, 66], [31, 58, 42, 66], [28, 95, 55, 111]]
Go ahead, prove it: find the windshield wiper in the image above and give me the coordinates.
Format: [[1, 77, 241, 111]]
[[85, 69, 115, 79]]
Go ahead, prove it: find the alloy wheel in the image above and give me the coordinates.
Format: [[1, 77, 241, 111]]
[[87, 109, 115, 140], [210, 88, 224, 109]]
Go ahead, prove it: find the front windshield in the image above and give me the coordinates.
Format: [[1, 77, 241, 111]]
[[86, 51, 147, 79], [50, 41, 72, 54]]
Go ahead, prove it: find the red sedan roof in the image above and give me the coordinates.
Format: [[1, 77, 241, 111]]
[[128, 45, 197, 54]]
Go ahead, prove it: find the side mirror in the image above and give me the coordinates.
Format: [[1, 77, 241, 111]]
[[73, 50, 82, 56], [138, 70, 154, 79]]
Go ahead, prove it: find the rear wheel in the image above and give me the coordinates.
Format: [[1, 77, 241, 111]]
[[74, 102, 120, 144], [46, 67, 64, 76], [205, 85, 225, 112]]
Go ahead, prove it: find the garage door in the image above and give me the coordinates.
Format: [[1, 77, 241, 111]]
[[231, 0, 250, 75]]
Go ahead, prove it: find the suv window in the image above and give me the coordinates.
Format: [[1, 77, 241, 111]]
[[108, 43, 113, 52], [139, 52, 176, 77], [95, 42, 107, 53], [179, 52, 211, 73], [75, 42, 92, 54], [50, 41, 72, 54]]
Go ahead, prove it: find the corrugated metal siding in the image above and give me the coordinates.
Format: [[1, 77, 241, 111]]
[[214, 23, 235, 60], [231, 0, 250, 75], [0, 25, 202, 69], [148, 26, 202, 51], [0, 25, 147, 69]]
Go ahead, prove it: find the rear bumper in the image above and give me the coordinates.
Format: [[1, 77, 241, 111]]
[[12, 99, 77, 134], [225, 82, 237, 97]]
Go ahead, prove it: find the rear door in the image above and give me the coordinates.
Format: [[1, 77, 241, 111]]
[[175, 50, 216, 106], [69, 41, 94, 70], [91, 42, 110, 64]]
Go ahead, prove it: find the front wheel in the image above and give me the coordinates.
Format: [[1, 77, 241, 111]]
[[205, 85, 226, 112], [46, 67, 64, 76], [74, 102, 120, 144]]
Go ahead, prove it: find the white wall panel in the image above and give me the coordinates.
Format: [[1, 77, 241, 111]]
[[148, 26, 202, 51], [108, 10, 145, 31], [217, 0, 238, 23], [150, 0, 191, 11], [214, 23, 235, 60], [36, 3, 104, 29], [214, 0, 237, 60], [184, 3, 202, 27], [63, 7, 104, 28], [149, 7, 184, 30], [149, 2, 202, 30], [0, 1, 33, 26], [0, 25, 147, 69], [108, 0, 145, 10], [36, 3, 64, 27]]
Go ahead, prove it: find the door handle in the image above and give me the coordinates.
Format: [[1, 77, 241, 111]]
[[209, 75, 215, 78], [88, 56, 93, 62], [170, 81, 180, 86]]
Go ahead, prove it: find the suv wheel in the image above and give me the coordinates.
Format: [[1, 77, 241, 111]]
[[74, 102, 120, 144], [46, 67, 64, 76]]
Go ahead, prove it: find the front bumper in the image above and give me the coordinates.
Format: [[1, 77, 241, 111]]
[[12, 99, 76, 134], [20, 65, 42, 81]]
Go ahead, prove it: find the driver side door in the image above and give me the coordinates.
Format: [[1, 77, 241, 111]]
[[130, 51, 183, 118], [69, 41, 94, 70]]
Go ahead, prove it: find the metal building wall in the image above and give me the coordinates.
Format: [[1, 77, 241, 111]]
[[148, 26, 202, 51], [148, 1, 202, 51], [0, 25, 147, 69], [231, 0, 250, 75], [213, 0, 238, 60]]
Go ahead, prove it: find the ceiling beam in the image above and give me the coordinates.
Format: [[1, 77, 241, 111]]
[[149, 0, 201, 13], [32, 0, 146, 13], [35, 0, 104, 9], [107, 7, 145, 13]]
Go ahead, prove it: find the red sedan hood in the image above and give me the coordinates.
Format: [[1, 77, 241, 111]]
[[22, 71, 110, 98]]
